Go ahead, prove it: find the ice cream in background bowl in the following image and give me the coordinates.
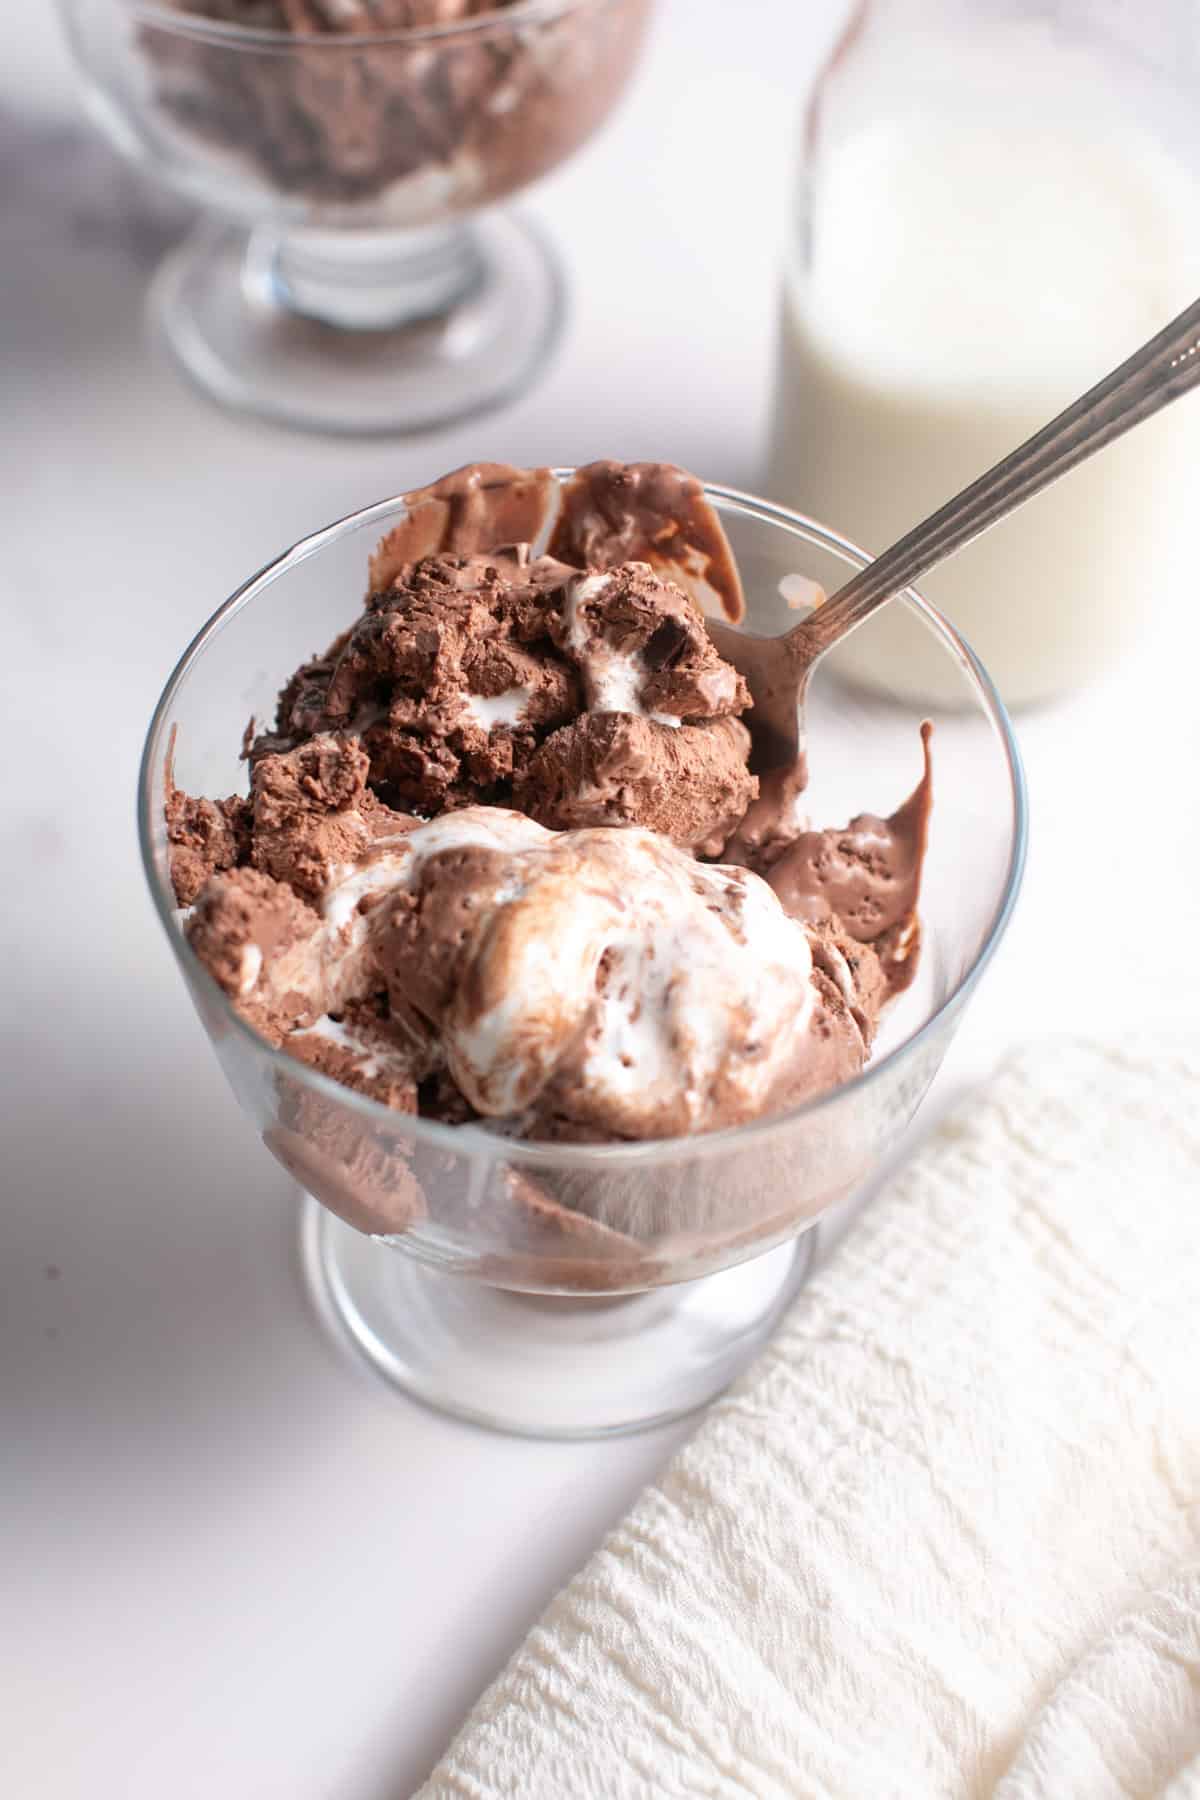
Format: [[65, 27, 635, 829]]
[[57, 0, 653, 432], [140, 463, 1025, 1436]]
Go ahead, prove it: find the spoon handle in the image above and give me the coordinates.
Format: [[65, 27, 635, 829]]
[[803, 293, 1200, 653]]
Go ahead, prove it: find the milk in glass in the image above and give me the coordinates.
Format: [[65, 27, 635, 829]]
[[766, 6, 1200, 706]]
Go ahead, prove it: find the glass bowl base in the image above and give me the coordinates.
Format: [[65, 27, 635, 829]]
[[149, 213, 565, 437], [300, 1199, 816, 1440]]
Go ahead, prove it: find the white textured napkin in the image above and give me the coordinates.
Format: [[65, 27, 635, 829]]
[[420, 1040, 1200, 1800]]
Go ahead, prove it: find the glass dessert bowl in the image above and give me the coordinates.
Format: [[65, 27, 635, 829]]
[[139, 475, 1026, 1437], [57, 0, 652, 433]]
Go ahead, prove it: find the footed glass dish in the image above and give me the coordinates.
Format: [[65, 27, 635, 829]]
[[139, 479, 1026, 1436], [58, 0, 652, 433]]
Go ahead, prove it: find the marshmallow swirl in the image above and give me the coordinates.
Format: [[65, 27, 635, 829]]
[[198, 804, 835, 1139]]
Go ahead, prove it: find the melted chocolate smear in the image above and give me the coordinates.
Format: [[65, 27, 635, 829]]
[[370, 463, 559, 591], [766, 721, 933, 994], [550, 461, 745, 623], [371, 460, 744, 622]]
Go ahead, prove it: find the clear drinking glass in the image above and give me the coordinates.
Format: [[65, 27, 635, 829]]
[[138, 477, 1026, 1438], [57, 0, 652, 433], [765, 0, 1200, 707]]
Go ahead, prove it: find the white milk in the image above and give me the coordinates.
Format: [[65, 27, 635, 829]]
[[766, 110, 1200, 706]]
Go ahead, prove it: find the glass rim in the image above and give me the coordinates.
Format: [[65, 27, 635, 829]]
[[138, 476, 1028, 1171], [114, 0, 626, 50]]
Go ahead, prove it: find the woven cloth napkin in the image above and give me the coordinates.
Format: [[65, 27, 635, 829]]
[[420, 1039, 1200, 1799]]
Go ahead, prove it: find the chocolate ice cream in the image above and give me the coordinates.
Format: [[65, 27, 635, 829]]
[[165, 775, 250, 906], [187, 757, 884, 1139], [767, 723, 933, 996], [516, 714, 754, 857], [143, 0, 652, 216], [168, 460, 932, 1180], [249, 480, 756, 853]]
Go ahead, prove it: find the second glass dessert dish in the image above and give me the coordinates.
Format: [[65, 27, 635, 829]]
[[139, 464, 1025, 1437], [58, 0, 652, 432]]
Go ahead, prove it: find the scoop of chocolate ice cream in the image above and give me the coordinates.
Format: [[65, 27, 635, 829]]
[[187, 865, 324, 1041], [185, 803, 883, 1142], [250, 734, 375, 897], [515, 713, 755, 857], [165, 728, 251, 906], [166, 786, 250, 907], [261, 549, 580, 815], [554, 562, 748, 721], [252, 535, 757, 852]]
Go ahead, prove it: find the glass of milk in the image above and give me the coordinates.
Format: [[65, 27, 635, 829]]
[[765, 0, 1200, 707]]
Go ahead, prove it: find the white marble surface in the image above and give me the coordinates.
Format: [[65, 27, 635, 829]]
[[3, 4, 1198, 1796]]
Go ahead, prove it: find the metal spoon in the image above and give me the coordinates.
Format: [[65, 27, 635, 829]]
[[710, 293, 1200, 810]]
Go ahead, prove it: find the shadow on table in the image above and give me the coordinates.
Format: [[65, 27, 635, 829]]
[[1, 1059, 353, 1490], [1, 103, 192, 364]]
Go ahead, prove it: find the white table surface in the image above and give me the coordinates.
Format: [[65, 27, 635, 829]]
[[4, 4, 1198, 1795]]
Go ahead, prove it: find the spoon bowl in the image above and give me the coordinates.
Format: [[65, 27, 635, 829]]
[[714, 291, 1200, 808]]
